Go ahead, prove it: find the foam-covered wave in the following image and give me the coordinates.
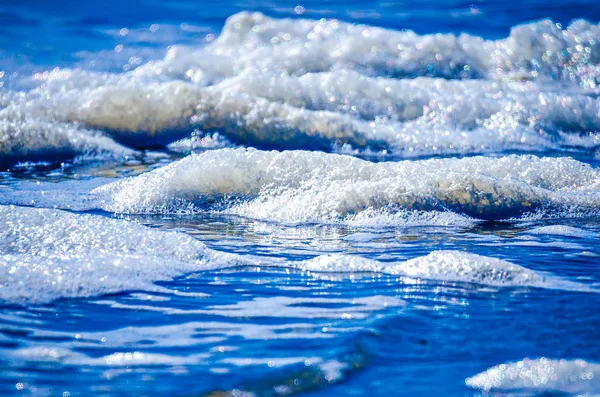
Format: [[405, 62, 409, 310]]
[[0, 118, 135, 166], [294, 251, 575, 289], [466, 358, 600, 395], [191, 72, 600, 154], [1, 72, 201, 148], [527, 225, 595, 238], [0, 205, 239, 304], [3, 63, 600, 158], [145, 12, 600, 84], [93, 148, 600, 222], [2, 204, 589, 305], [1, 13, 600, 161]]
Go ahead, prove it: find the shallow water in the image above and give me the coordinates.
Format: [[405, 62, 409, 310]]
[[1, 0, 600, 396]]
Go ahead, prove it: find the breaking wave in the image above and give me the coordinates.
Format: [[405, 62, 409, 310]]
[[94, 148, 600, 222], [1, 13, 600, 163]]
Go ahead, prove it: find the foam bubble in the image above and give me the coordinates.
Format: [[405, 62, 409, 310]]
[[167, 131, 235, 153], [466, 358, 600, 395]]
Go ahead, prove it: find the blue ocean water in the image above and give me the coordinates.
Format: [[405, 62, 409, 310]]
[[1, 0, 600, 396]]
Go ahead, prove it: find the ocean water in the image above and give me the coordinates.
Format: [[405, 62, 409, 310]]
[[1, 0, 600, 396]]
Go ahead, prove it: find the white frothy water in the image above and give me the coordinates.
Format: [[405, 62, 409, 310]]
[[293, 251, 586, 290], [93, 148, 600, 221], [1, 13, 600, 162], [466, 358, 600, 395], [0, 205, 239, 304], [527, 225, 596, 238], [0, 118, 135, 165], [1, 204, 589, 305], [144, 12, 600, 84]]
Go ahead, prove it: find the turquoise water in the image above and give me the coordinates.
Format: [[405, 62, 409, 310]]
[[1, 1, 600, 396]]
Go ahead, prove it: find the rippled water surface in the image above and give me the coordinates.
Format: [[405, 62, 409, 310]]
[[1, 0, 600, 396]]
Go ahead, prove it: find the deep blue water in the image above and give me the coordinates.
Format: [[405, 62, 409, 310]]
[[1, 0, 600, 396]]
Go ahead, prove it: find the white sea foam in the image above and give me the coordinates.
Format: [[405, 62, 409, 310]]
[[466, 358, 600, 395], [293, 251, 586, 290], [1, 13, 599, 162], [3, 67, 599, 157], [0, 118, 135, 165], [526, 225, 596, 238], [0, 178, 112, 211], [1, 72, 201, 147], [1, 204, 587, 305], [94, 148, 600, 222], [141, 12, 600, 84], [167, 131, 235, 152], [0, 205, 239, 304]]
